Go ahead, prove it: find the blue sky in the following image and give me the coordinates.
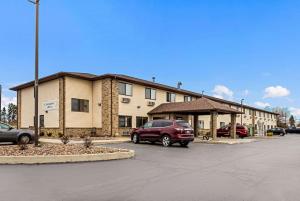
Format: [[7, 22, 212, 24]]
[[0, 0, 299, 117]]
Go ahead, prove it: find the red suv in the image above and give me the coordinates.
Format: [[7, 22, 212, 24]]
[[217, 125, 248, 138], [131, 120, 194, 147]]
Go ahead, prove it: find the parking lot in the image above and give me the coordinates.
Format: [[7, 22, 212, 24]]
[[0, 135, 300, 201]]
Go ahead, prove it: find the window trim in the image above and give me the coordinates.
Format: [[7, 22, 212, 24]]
[[145, 88, 156, 100], [119, 82, 133, 96], [166, 92, 176, 102], [118, 115, 132, 128], [71, 98, 89, 113], [184, 95, 192, 102]]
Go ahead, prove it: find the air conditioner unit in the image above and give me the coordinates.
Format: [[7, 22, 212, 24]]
[[147, 101, 155, 106], [121, 98, 131, 103]]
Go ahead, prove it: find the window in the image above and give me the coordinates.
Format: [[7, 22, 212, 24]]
[[145, 88, 156, 100], [119, 116, 132, 128], [166, 92, 176, 102], [144, 121, 153, 128], [71, 98, 89, 112], [136, 117, 148, 128], [184, 96, 192, 102], [152, 120, 173, 127], [198, 120, 204, 129], [39, 115, 44, 128], [220, 122, 226, 128], [249, 110, 252, 115], [119, 82, 132, 96]]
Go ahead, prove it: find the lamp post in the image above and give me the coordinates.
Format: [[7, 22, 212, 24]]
[[240, 99, 244, 125], [0, 84, 2, 122], [29, 0, 40, 146]]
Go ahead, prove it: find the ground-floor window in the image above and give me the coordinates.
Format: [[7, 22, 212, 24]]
[[198, 120, 204, 129], [136, 116, 148, 128], [119, 116, 132, 128], [220, 122, 225, 128], [39, 115, 44, 128]]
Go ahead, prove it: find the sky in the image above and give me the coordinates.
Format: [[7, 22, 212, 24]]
[[0, 0, 299, 118]]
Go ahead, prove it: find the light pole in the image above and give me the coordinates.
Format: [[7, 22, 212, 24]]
[[240, 98, 244, 125], [29, 0, 40, 146], [0, 84, 2, 122]]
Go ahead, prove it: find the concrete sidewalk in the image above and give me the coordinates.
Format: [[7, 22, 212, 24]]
[[39, 137, 131, 145], [194, 137, 257, 144]]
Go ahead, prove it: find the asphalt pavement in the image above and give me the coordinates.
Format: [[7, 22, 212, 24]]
[[0, 134, 300, 201]]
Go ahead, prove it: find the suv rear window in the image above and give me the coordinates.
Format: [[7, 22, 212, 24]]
[[176, 120, 191, 128]]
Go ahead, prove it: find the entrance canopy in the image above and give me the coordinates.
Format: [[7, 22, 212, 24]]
[[148, 97, 242, 140], [148, 97, 242, 115]]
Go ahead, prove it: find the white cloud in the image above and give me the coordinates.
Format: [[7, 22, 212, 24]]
[[255, 101, 271, 108], [263, 86, 290, 98], [212, 85, 234, 100], [290, 107, 300, 117], [1, 95, 17, 109]]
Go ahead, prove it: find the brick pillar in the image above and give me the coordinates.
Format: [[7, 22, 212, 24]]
[[102, 78, 119, 136], [193, 114, 199, 137], [17, 90, 21, 129], [252, 110, 255, 136], [59, 78, 65, 135], [210, 111, 218, 140], [230, 113, 237, 139]]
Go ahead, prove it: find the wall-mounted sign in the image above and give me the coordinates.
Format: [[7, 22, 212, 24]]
[[43, 100, 57, 111]]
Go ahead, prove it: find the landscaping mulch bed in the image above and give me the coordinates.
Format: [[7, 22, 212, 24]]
[[0, 144, 129, 156]]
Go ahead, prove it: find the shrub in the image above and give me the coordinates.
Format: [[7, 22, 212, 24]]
[[40, 132, 45, 136], [58, 132, 63, 138], [18, 138, 28, 151], [84, 136, 93, 149], [60, 135, 70, 145], [47, 132, 52, 137], [79, 133, 85, 139]]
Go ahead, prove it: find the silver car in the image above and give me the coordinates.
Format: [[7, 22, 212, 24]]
[[0, 122, 35, 144]]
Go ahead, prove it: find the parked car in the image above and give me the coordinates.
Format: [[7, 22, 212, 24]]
[[266, 128, 286, 136], [131, 120, 194, 147], [217, 125, 248, 138], [285, 127, 300, 134], [0, 122, 34, 144]]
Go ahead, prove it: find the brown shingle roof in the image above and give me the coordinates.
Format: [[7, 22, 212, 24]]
[[10, 71, 278, 115], [148, 97, 242, 115]]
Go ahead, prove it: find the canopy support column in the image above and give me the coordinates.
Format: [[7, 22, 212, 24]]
[[193, 114, 199, 137], [210, 111, 218, 140], [230, 113, 237, 139]]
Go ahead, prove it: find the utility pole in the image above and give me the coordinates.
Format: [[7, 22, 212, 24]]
[[29, 0, 40, 146], [240, 99, 244, 125], [0, 84, 2, 122]]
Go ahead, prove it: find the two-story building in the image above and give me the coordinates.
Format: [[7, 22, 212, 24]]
[[10, 72, 278, 137]]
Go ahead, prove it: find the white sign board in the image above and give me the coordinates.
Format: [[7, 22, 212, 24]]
[[43, 100, 57, 111]]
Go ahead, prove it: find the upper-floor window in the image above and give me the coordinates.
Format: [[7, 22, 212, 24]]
[[166, 92, 176, 102], [119, 82, 132, 96], [145, 88, 156, 100], [71, 98, 89, 112], [249, 109, 252, 115], [184, 96, 192, 102]]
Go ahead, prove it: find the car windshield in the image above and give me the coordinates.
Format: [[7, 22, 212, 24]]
[[176, 120, 191, 128]]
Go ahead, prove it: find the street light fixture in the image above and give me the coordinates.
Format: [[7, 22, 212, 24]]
[[28, 0, 40, 146], [240, 98, 244, 125]]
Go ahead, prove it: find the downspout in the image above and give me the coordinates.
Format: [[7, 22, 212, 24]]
[[110, 78, 113, 136]]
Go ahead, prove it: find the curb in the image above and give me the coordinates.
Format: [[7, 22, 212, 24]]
[[39, 139, 131, 145], [0, 150, 135, 165], [193, 139, 257, 145]]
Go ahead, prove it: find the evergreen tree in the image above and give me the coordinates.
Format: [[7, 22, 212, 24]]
[[1, 107, 7, 123], [289, 115, 296, 127], [7, 103, 17, 123]]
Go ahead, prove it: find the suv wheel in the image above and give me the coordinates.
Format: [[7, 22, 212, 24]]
[[162, 135, 171, 147], [132, 133, 139, 144]]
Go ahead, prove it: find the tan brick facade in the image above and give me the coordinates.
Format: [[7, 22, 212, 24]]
[[17, 90, 21, 129], [59, 77, 65, 134], [101, 78, 119, 136]]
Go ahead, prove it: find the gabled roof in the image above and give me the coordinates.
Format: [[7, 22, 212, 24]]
[[148, 97, 242, 115], [10, 71, 278, 115]]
